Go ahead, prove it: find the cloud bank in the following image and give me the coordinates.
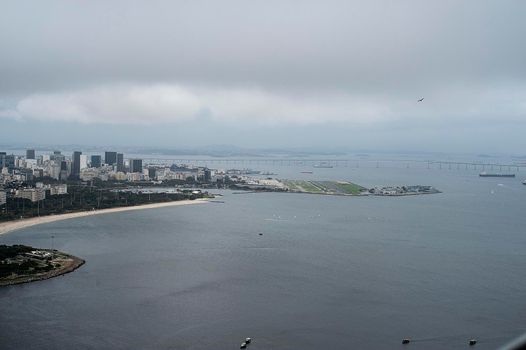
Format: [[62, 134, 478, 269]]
[[2, 83, 525, 127], [1, 84, 394, 125]]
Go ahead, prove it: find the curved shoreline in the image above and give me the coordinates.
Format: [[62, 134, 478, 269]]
[[0, 252, 85, 287], [0, 198, 209, 236]]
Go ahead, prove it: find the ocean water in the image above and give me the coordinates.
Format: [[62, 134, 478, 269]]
[[1, 164, 526, 349]]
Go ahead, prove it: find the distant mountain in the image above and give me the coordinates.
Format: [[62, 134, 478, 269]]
[[130, 145, 348, 158]]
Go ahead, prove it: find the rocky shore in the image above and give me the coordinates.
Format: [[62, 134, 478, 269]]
[[0, 247, 85, 287]]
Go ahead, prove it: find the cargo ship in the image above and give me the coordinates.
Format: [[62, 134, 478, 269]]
[[479, 172, 515, 178]]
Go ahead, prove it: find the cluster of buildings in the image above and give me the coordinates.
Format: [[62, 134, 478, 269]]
[[72, 151, 145, 182], [1, 183, 68, 204], [0, 149, 145, 183], [368, 185, 439, 196], [148, 164, 221, 183], [0, 149, 146, 206], [0, 148, 231, 207]]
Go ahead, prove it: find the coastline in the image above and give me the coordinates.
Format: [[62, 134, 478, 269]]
[[0, 198, 209, 236], [0, 251, 85, 287]]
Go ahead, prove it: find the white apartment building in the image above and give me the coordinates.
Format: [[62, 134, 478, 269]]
[[80, 155, 88, 170], [80, 168, 101, 181], [15, 188, 46, 202], [49, 184, 68, 195], [46, 163, 62, 180]]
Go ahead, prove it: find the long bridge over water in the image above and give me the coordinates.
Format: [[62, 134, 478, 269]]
[[140, 157, 525, 172]]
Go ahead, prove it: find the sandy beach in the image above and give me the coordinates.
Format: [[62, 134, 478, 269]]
[[0, 199, 208, 236]]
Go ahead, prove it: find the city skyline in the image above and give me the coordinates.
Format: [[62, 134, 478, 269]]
[[2, 3, 526, 349]]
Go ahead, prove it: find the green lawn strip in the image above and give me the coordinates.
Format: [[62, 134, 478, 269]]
[[281, 179, 365, 195], [281, 180, 323, 193], [281, 180, 302, 192], [293, 181, 319, 193], [333, 182, 366, 194]]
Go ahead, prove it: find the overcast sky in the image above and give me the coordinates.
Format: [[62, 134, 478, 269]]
[[1, 0, 525, 153]]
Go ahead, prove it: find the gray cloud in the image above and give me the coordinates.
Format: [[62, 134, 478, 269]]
[[1, 0, 526, 151], [0, 83, 394, 125], [2, 1, 525, 93], [2, 82, 525, 127]]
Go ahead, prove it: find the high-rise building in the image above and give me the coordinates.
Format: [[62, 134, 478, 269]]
[[0, 152, 6, 169], [51, 151, 63, 162], [60, 161, 69, 180], [54, 154, 66, 163], [80, 155, 88, 170], [148, 167, 157, 179], [71, 151, 82, 178], [117, 153, 124, 172], [129, 159, 143, 173], [91, 155, 102, 168], [204, 169, 212, 182], [4, 155, 15, 170], [105, 151, 117, 165], [26, 149, 36, 159], [19, 168, 34, 181], [47, 162, 61, 180]]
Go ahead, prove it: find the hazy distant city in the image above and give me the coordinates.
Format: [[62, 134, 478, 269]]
[[2, 1, 526, 349], [0, 146, 450, 214]]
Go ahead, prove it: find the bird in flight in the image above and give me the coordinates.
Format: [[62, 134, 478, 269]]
[[417, 97, 424, 102]]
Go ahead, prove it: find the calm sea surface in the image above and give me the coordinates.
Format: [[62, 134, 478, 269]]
[[1, 163, 526, 349]]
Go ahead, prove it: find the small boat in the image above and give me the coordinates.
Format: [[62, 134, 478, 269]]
[[469, 339, 477, 346], [240, 342, 247, 349], [245, 338, 252, 344], [523, 180, 526, 185], [301, 171, 313, 174], [402, 339, 411, 344]]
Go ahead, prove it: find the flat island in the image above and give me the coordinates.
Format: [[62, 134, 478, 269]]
[[232, 179, 440, 196], [0, 245, 84, 286], [282, 180, 367, 195]]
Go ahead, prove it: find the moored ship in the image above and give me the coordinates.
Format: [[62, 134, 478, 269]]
[[479, 172, 515, 178]]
